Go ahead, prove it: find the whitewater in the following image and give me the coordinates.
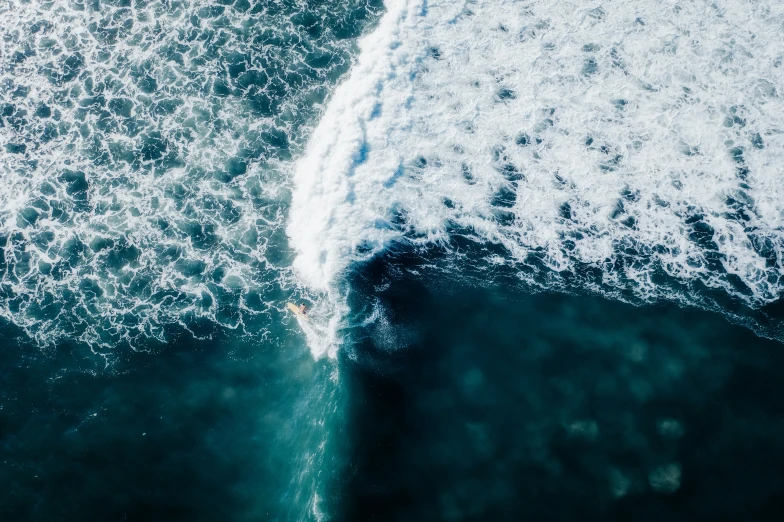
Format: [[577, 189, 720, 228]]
[[289, 0, 784, 345], [0, 0, 382, 356], [2, 0, 783, 356]]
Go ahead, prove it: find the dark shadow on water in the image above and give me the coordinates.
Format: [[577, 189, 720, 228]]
[[338, 251, 784, 522]]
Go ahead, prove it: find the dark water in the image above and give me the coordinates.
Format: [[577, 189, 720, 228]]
[[339, 252, 784, 521], [0, 321, 340, 521], [3, 250, 784, 520]]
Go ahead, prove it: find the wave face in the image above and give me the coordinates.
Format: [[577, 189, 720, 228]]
[[0, 0, 381, 351], [289, 0, 784, 331]]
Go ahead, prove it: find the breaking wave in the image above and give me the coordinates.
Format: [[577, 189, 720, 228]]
[[2, 0, 783, 354], [288, 0, 784, 337]]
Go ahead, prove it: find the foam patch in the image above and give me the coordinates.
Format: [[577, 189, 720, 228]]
[[289, 0, 784, 323]]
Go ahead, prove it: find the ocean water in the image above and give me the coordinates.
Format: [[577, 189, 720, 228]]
[[1, 0, 784, 520], [339, 248, 784, 521]]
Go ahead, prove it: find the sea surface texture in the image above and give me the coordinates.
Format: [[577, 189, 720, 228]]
[[1, 1, 784, 521]]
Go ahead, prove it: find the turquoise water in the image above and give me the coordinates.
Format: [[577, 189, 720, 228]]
[[1, 1, 381, 518], [4, 255, 784, 520], [0, 317, 346, 520], [2, 0, 784, 520]]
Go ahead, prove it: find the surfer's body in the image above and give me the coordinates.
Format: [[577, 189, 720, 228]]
[[286, 302, 309, 320]]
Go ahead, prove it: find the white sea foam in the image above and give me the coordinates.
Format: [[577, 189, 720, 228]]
[[290, 290, 349, 359], [288, 0, 784, 316], [0, 0, 374, 353]]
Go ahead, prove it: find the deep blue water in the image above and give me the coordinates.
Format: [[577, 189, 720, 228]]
[[5, 248, 784, 521], [339, 250, 784, 521], [2, 1, 784, 521]]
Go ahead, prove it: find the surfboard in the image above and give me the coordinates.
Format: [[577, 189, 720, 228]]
[[287, 302, 308, 320]]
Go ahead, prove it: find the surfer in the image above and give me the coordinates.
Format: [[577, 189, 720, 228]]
[[286, 301, 309, 319]]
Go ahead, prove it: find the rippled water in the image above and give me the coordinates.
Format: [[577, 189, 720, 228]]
[[1, 0, 382, 351], [2, 1, 784, 520]]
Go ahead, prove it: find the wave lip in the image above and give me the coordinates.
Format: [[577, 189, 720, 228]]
[[287, 0, 434, 292]]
